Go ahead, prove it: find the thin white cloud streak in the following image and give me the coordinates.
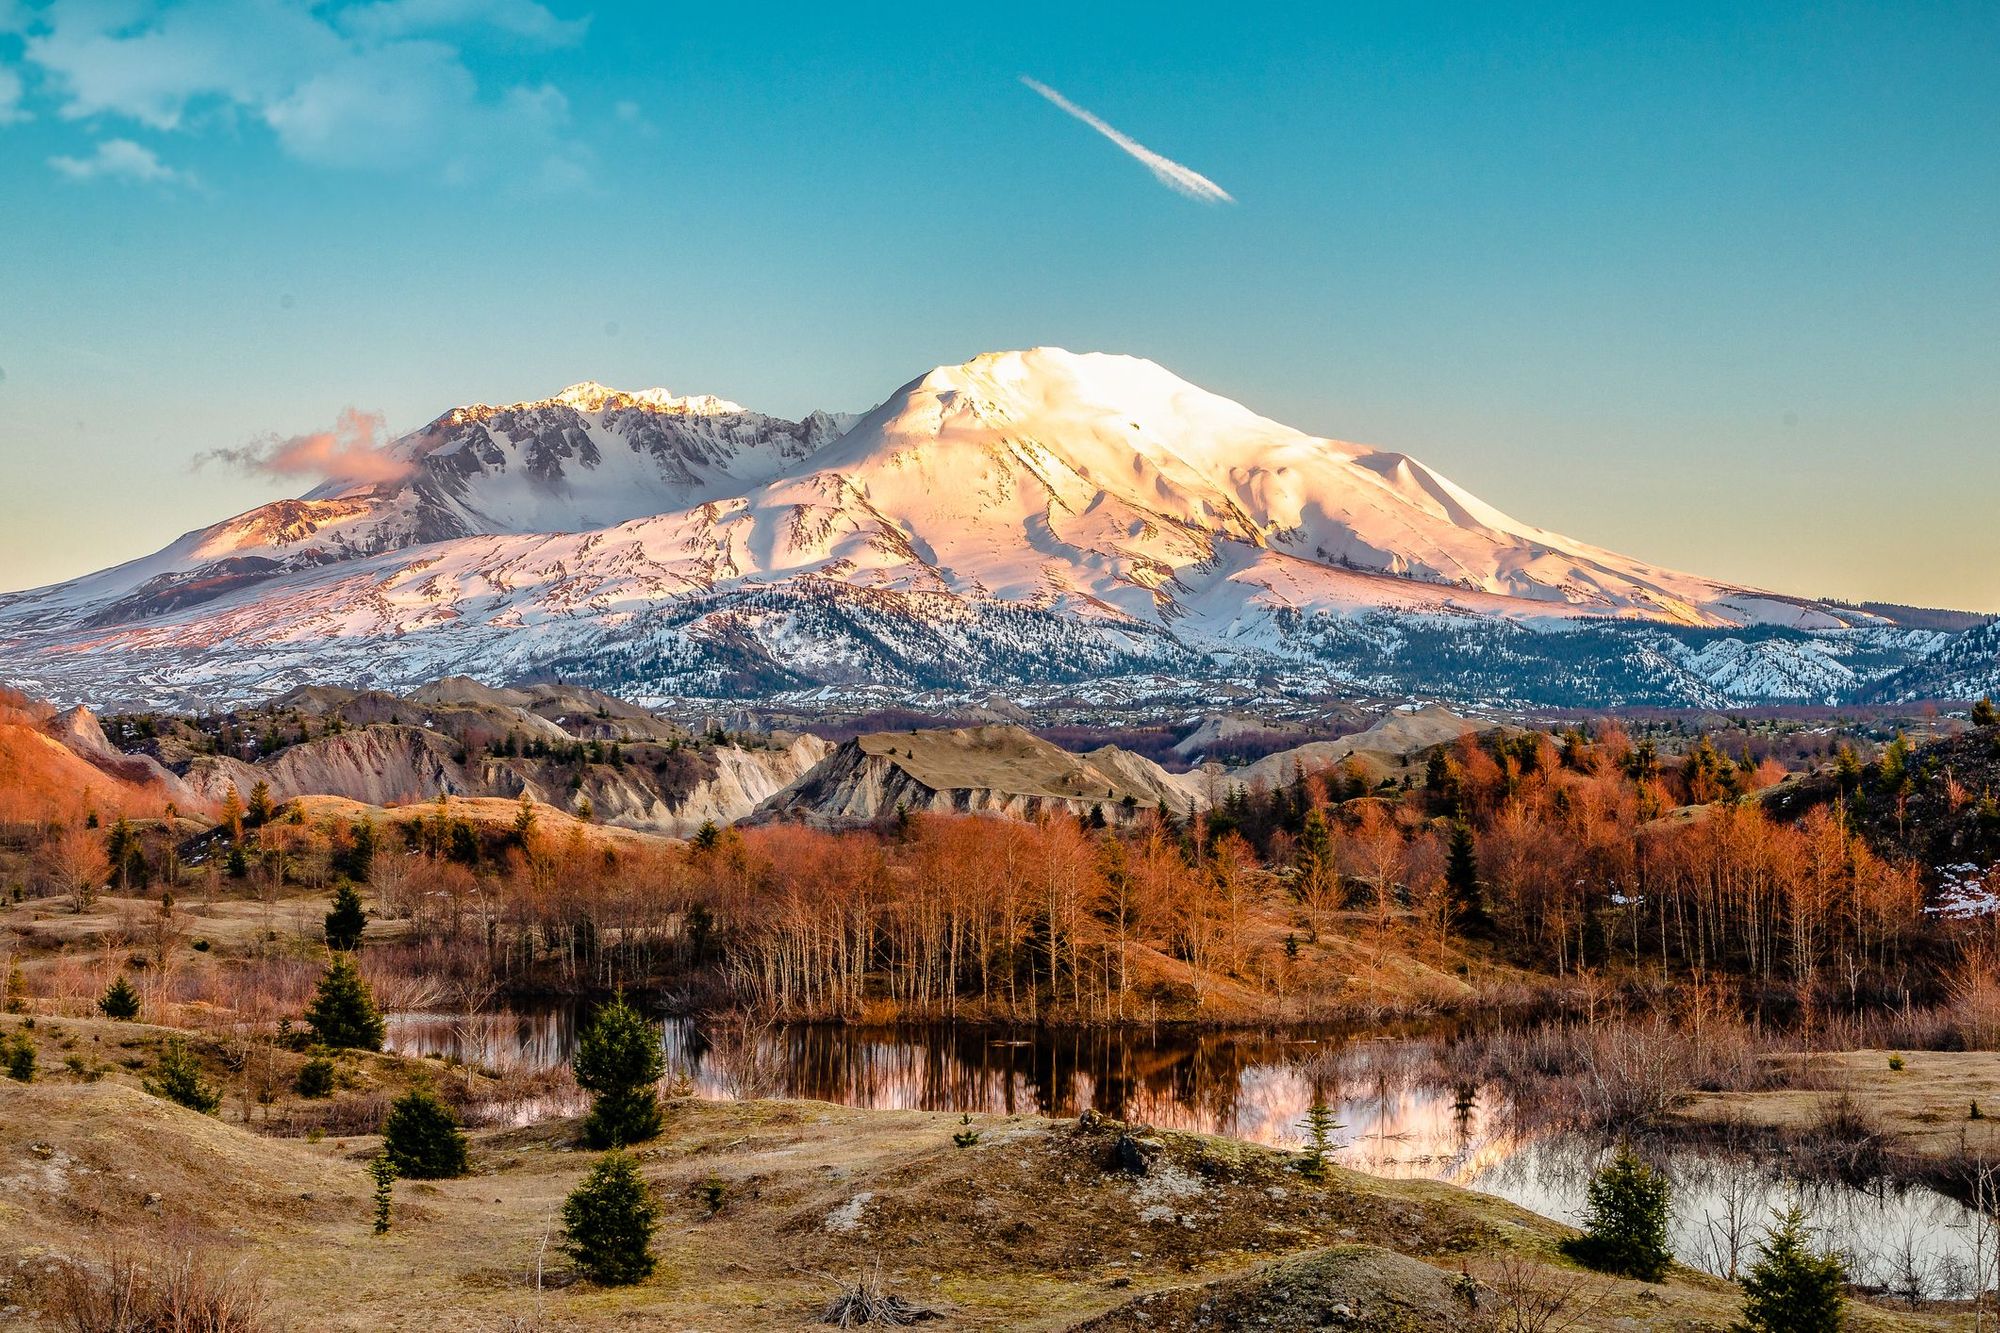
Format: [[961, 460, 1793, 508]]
[[1020, 76, 1233, 205], [48, 138, 195, 186]]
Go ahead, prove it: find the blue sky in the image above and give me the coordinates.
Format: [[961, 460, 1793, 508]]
[[1, 1, 1995, 609]]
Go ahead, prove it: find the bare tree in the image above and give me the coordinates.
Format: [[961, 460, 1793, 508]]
[[49, 824, 110, 914]]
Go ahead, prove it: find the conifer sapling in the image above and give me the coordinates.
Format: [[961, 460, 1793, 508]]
[[304, 953, 386, 1051], [1734, 1205, 1846, 1333], [572, 994, 665, 1149], [381, 1085, 470, 1179], [324, 881, 368, 951], [1562, 1144, 1673, 1282], [98, 974, 141, 1020], [561, 1151, 659, 1285], [146, 1036, 221, 1114]]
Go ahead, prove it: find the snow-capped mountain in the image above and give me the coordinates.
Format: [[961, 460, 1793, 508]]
[[0, 383, 853, 631], [0, 349, 1984, 711]]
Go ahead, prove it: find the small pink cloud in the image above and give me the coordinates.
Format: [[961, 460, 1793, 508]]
[[197, 408, 414, 486]]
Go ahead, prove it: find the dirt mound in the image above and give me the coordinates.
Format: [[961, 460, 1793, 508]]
[[1071, 1245, 1495, 1332], [0, 1079, 367, 1255]]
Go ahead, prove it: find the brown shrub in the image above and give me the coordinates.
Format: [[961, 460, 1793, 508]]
[[44, 1238, 271, 1332]]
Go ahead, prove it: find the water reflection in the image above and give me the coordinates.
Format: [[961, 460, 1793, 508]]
[[384, 1010, 1988, 1296]]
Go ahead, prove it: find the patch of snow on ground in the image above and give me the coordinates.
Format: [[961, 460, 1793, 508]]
[[1932, 865, 1999, 920]]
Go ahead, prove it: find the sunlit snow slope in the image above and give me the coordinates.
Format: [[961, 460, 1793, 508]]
[[0, 348, 1966, 710]]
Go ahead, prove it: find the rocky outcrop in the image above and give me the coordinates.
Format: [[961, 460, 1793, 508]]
[[176, 726, 828, 835], [181, 727, 464, 809], [49, 706, 197, 801], [755, 725, 1202, 826]]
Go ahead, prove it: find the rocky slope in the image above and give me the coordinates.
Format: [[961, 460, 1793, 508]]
[[91, 681, 830, 836], [756, 724, 1206, 826]]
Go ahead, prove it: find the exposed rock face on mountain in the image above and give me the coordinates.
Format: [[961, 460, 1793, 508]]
[[0, 696, 180, 819], [1, 349, 1985, 711], [0, 384, 852, 634], [48, 705, 198, 801], [90, 681, 829, 836], [178, 728, 829, 836], [42, 677, 1496, 833], [755, 725, 1204, 826]]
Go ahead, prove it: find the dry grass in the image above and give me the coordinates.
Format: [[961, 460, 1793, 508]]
[[0, 1063, 1983, 1331], [43, 1236, 272, 1333], [1673, 1048, 2000, 1166]]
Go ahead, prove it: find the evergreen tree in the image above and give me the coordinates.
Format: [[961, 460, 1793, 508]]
[[294, 1052, 336, 1098], [1294, 808, 1337, 905], [1833, 744, 1862, 794], [3, 1033, 33, 1082], [324, 881, 368, 951], [573, 994, 665, 1148], [1879, 732, 1912, 791], [381, 1085, 470, 1179], [3, 962, 26, 1014], [247, 780, 275, 828], [691, 820, 720, 853], [1297, 1095, 1343, 1182], [1734, 1206, 1846, 1333], [226, 843, 249, 879], [333, 819, 375, 882], [512, 794, 537, 845], [146, 1036, 221, 1114], [448, 821, 480, 865], [1445, 821, 1489, 933], [1562, 1145, 1673, 1281], [219, 785, 246, 842], [106, 818, 144, 891], [304, 954, 385, 1051], [1974, 697, 1999, 729], [561, 1151, 659, 1285], [370, 1151, 397, 1235], [98, 974, 141, 1020]]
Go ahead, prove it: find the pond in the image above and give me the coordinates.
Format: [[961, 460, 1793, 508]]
[[386, 1010, 1992, 1298]]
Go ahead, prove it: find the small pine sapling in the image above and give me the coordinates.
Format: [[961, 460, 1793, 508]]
[[1562, 1145, 1673, 1282], [561, 1151, 659, 1286], [370, 1151, 397, 1235], [145, 1036, 220, 1114], [1734, 1206, 1846, 1333], [1297, 1095, 1343, 1182], [381, 1085, 470, 1179], [97, 975, 141, 1020]]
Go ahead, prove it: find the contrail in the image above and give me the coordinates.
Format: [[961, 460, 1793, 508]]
[[1020, 76, 1234, 205]]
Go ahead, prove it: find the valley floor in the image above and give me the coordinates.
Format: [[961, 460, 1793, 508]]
[[0, 1019, 1984, 1332]]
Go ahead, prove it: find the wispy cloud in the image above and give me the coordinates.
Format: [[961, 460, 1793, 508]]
[[48, 138, 194, 186], [196, 409, 414, 487], [0, 66, 24, 124], [1020, 76, 1233, 205], [9, 0, 591, 188]]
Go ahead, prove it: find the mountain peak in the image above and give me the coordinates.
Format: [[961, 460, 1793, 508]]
[[444, 381, 751, 425], [550, 381, 749, 415]]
